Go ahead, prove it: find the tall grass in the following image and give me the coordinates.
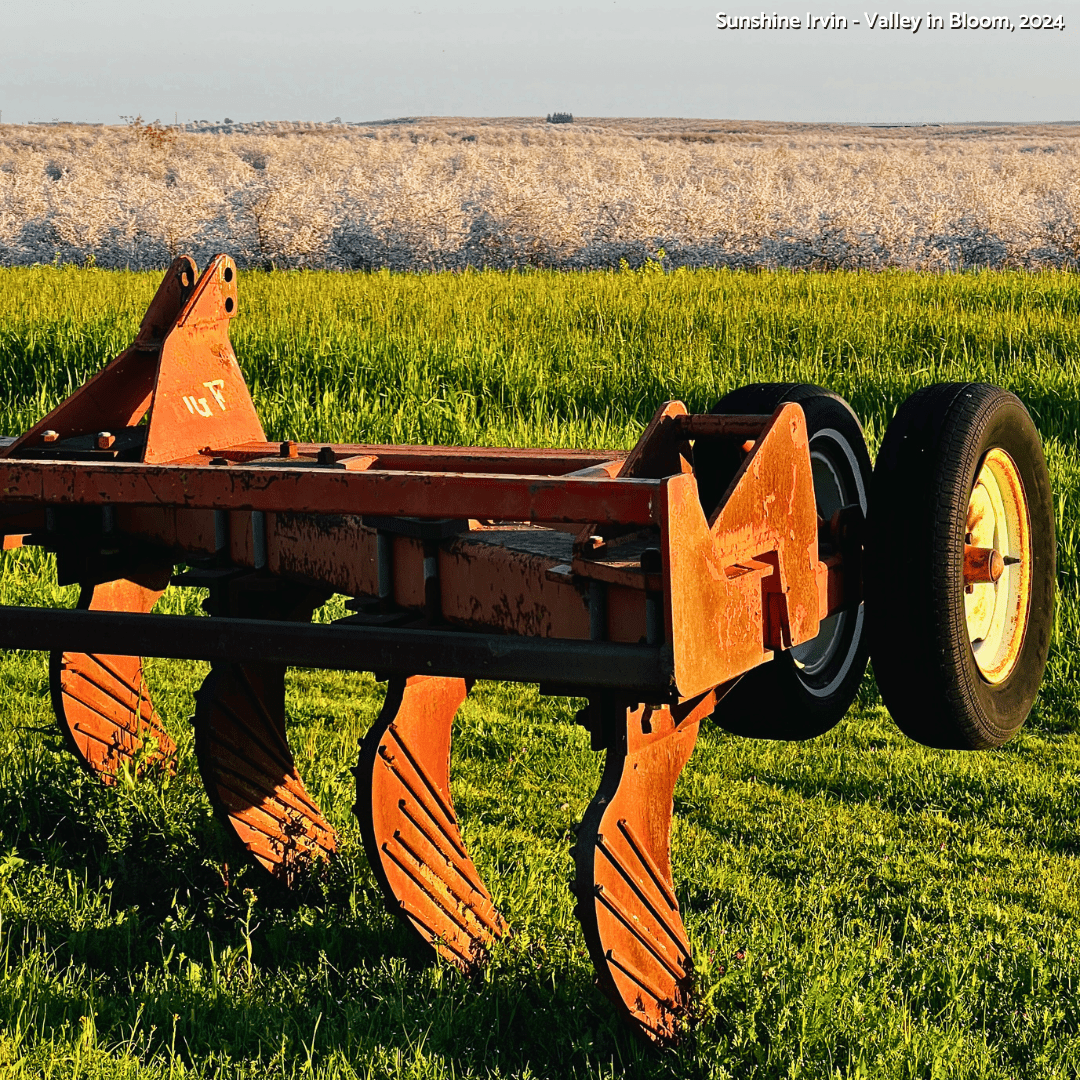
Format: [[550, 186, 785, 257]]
[[2, 266, 1080, 1078], [4, 263, 1080, 444]]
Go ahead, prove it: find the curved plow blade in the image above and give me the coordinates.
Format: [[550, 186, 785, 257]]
[[194, 662, 337, 886], [50, 577, 175, 781], [354, 676, 505, 971]]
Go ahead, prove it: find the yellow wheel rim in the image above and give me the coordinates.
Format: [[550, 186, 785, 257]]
[[964, 448, 1032, 684]]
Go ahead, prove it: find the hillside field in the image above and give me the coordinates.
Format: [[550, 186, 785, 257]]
[[1, 264, 1080, 1078]]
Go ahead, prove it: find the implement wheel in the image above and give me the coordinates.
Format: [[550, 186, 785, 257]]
[[697, 383, 872, 740], [866, 384, 1054, 749]]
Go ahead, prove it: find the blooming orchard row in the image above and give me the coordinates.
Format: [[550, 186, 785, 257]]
[[0, 120, 1077, 271]]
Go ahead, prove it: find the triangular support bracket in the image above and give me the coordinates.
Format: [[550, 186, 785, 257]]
[[2, 254, 265, 465]]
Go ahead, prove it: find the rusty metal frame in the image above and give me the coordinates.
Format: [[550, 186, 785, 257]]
[[0, 460, 664, 524], [0, 253, 860, 1043]]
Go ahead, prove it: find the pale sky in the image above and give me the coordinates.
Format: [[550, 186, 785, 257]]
[[1, 0, 1077, 125]]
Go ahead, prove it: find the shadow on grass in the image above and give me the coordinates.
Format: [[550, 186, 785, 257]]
[[0, 948, 659, 1077], [0, 869, 668, 1078], [0, 732, 691, 1078]]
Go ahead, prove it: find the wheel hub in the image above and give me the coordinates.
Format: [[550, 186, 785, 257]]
[[964, 448, 1032, 684]]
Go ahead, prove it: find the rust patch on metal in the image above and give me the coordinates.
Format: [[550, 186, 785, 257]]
[[269, 513, 379, 596], [440, 531, 590, 639]]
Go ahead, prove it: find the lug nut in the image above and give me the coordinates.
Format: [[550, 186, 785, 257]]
[[96, 431, 115, 450], [279, 440, 299, 459], [41, 430, 59, 444]]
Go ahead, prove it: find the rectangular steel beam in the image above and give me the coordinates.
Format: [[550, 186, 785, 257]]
[[211, 442, 625, 476], [0, 462, 664, 525], [672, 414, 772, 439], [0, 605, 673, 692]]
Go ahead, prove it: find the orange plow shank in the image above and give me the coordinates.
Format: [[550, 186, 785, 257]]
[[51, 576, 176, 780], [355, 676, 506, 969]]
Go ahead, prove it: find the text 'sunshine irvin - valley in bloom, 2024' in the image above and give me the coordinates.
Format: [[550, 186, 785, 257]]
[[716, 11, 1066, 29]]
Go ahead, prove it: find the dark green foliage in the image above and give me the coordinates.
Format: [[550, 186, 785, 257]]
[[1, 266, 1079, 1077]]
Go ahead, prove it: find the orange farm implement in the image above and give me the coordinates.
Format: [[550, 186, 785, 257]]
[[0, 256, 1056, 1043]]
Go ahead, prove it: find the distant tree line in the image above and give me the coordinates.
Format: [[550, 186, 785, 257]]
[[546, 113, 573, 124]]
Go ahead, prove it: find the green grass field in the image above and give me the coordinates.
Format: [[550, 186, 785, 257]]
[[2, 265, 1080, 1079]]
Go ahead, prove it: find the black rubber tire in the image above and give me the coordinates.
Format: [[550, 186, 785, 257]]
[[696, 383, 873, 740], [865, 383, 1054, 750]]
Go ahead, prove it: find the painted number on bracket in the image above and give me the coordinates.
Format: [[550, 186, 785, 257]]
[[183, 380, 227, 417]]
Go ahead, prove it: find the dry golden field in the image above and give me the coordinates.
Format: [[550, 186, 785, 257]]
[[1, 117, 1079, 271]]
